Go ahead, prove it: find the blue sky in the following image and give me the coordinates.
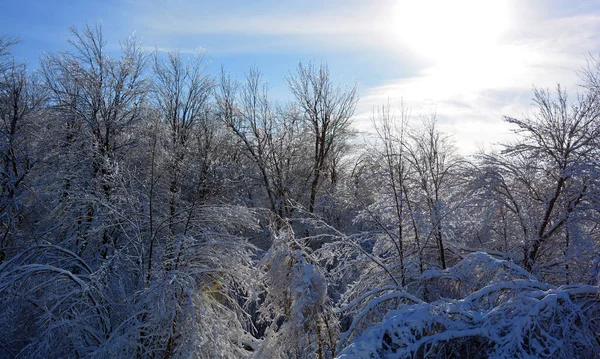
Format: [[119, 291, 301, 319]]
[[3, 0, 600, 153]]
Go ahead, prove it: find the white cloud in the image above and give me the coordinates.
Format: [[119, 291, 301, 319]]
[[355, 9, 600, 154]]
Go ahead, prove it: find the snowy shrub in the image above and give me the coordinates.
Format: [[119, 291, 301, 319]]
[[133, 232, 258, 359], [0, 229, 258, 358], [254, 229, 339, 359], [337, 252, 600, 359], [420, 251, 536, 301], [0, 245, 113, 358]]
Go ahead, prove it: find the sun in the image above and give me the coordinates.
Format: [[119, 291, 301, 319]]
[[391, 0, 511, 61]]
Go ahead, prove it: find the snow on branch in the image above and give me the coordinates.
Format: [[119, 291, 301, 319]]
[[337, 252, 600, 359]]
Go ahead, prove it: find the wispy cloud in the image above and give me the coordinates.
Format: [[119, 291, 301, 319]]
[[142, 12, 368, 36], [132, 0, 401, 54], [134, 0, 395, 36]]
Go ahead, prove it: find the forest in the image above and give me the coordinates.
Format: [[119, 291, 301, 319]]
[[1, 24, 600, 358]]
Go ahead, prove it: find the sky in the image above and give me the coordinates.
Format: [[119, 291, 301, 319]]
[[2, 0, 600, 154]]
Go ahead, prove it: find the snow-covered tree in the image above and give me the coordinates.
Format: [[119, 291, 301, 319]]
[[476, 85, 600, 282], [255, 228, 338, 359], [0, 39, 45, 262], [40, 24, 148, 258], [287, 62, 358, 214]]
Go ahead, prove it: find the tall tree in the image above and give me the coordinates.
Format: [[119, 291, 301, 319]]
[[405, 117, 464, 269], [500, 86, 600, 275], [40, 24, 148, 257], [217, 66, 311, 220], [152, 50, 212, 237], [287, 62, 357, 213], [0, 39, 45, 262]]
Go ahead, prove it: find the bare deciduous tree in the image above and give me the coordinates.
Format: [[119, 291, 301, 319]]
[[40, 23, 148, 257], [405, 117, 464, 269], [287, 62, 358, 213], [152, 50, 212, 237], [0, 40, 45, 262], [502, 85, 600, 274]]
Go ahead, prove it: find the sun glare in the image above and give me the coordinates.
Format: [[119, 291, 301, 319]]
[[391, 0, 511, 60]]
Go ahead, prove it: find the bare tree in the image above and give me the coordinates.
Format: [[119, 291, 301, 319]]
[[287, 62, 358, 213], [360, 103, 414, 285], [40, 23, 148, 257], [0, 40, 45, 262], [217, 66, 279, 213], [501, 85, 600, 275], [0, 36, 18, 68], [405, 117, 464, 270], [152, 50, 212, 238], [217, 66, 312, 221]]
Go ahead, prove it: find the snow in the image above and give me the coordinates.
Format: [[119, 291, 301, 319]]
[[337, 252, 600, 359]]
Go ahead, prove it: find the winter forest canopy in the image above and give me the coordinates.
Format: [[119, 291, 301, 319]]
[[2, 23, 600, 358]]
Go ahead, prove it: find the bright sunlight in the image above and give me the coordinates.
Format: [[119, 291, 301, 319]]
[[391, 0, 511, 60]]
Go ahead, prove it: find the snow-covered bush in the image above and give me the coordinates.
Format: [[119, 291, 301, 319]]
[[0, 245, 112, 358], [0, 230, 258, 358], [337, 252, 600, 359], [133, 232, 259, 359], [254, 229, 338, 359]]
